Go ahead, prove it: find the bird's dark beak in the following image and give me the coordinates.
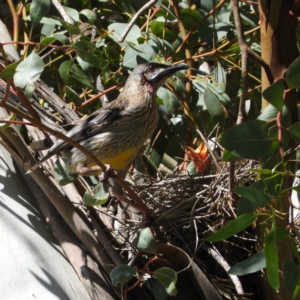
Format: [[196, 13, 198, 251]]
[[149, 64, 189, 85]]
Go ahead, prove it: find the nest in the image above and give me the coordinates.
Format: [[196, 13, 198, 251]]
[[97, 159, 260, 299]]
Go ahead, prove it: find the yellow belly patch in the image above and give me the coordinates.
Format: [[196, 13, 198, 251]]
[[87, 148, 137, 172]]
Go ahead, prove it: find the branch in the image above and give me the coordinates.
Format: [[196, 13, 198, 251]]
[[119, 0, 157, 42]]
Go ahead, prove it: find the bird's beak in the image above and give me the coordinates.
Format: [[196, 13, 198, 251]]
[[149, 64, 189, 85]]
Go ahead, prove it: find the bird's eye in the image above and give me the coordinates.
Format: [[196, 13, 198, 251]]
[[148, 65, 155, 72]]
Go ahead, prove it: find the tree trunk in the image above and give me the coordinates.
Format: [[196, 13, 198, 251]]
[[259, 1, 298, 299]]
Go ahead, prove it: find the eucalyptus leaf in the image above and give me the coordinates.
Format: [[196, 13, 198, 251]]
[[283, 261, 300, 296], [229, 249, 266, 275], [286, 56, 300, 89], [288, 122, 300, 142], [59, 60, 94, 89], [137, 227, 158, 254], [14, 52, 44, 89], [265, 231, 279, 290], [30, 0, 50, 28], [153, 267, 178, 296], [218, 121, 272, 159], [262, 79, 284, 110], [53, 157, 78, 186], [110, 265, 135, 286], [208, 213, 259, 242], [234, 186, 270, 207]]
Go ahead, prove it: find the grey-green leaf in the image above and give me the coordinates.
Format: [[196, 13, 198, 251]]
[[137, 227, 158, 254], [14, 52, 44, 89], [262, 79, 284, 110], [110, 265, 135, 286], [228, 249, 266, 275], [30, 0, 50, 28], [153, 267, 178, 296], [286, 56, 300, 89]]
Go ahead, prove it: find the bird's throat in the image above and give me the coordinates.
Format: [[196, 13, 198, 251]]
[[145, 82, 153, 93]]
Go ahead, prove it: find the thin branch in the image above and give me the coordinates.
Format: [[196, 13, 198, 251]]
[[231, 0, 249, 125], [52, 0, 74, 24], [119, 0, 157, 42]]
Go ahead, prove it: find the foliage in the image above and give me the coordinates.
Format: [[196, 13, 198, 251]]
[[1, 0, 300, 299]]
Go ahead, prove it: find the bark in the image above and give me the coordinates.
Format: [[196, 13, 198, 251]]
[[259, 1, 298, 299]]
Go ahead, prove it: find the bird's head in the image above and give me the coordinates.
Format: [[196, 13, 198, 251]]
[[123, 63, 188, 95]]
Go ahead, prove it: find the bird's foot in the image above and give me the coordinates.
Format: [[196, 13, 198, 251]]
[[99, 164, 117, 182]]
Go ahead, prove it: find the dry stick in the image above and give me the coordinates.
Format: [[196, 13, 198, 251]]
[[118, 0, 157, 42], [229, 0, 250, 199], [173, 0, 193, 174], [52, 0, 74, 24], [6, 0, 19, 45], [204, 244, 244, 295], [229, 0, 273, 197]]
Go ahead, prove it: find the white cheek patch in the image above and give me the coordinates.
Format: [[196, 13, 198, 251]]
[[145, 82, 153, 93]]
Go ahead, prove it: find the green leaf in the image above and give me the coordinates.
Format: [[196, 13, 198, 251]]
[[108, 23, 140, 43], [54, 17, 81, 35], [80, 9, 97, 23], [258, 104, 291, 127], [137, 227, 158, 254], [214, 62, 226, 88], [222, 149, 239, 162], [204, 88, 224, 124], [228, 249, 266, 275], [123, 43, 157, 68], [53, 33, 70, 45], [274, 228, 289, 241], [30, 0, 50, 28], [192, 78, 231, 105], [248, 168, 272, 174], [217, 121, 272, 159], [64, 86, 82, 106], [237, 180, 265, 215], [152, 279, 168, 300], [14, 51, 44, 89], [262, 79, 284, 110], [110, 265, 135, 286], [0, 114, 16, 130], [208, 213, 259, 242], [288, 122, 300, 142], [0, 60, 21, 79], [234, 186, 270, 206], [157, 87, 181, 114], [153, 267, 178, 296], [53, 157, 78, 186], [265, 231, 279, 290], [59, 60, 94, 89], [286, 56, 300, 89], [83, 181, 110, 206]]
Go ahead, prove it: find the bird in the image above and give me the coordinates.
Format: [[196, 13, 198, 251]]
[[31, 62, 188, 201]]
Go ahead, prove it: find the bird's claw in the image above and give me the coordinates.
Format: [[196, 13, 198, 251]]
[[99, 165, 117, 182]]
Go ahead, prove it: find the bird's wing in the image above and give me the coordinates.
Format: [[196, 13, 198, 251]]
[[29, 99, 128, 172], [48, 100, 126, 155]]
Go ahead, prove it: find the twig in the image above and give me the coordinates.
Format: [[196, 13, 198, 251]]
[[52, 0, 74, 24], [205, 244, 244, 295], [119, 0, 157, 42]]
